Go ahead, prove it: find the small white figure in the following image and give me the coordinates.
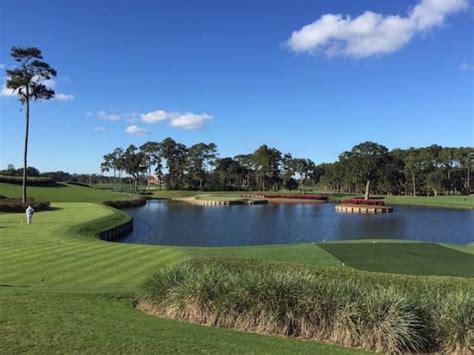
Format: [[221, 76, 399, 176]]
[[26, 205, 34, 224]]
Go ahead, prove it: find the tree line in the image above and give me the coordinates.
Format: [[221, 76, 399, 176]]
[[101, 139, 473, 197]]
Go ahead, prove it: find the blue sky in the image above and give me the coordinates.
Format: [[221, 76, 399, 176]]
[[1, 0, 473, 173]]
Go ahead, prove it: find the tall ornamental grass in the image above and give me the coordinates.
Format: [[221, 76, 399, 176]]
[[139, 258, 473, 353]]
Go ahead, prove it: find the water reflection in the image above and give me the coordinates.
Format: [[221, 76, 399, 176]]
[[119, 200, 474, 246]]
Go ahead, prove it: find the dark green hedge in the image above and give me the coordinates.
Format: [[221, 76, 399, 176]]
[[0, 175, 57, 187], [0, 198, 51, 212], [103, 198, 147, 209]]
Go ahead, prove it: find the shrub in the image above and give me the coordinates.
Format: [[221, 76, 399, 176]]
[[103, 198, 147, 209], [0, 175, 57, 187], [0, 198, 51, 212], [341, 198, 385, 206], [139, 258, 473, 353]]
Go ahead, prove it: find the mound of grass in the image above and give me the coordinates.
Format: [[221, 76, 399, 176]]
[[140, 258, 473, 353], [319, 242, 474, 277]]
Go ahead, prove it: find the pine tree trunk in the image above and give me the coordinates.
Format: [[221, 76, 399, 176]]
[[22, 92, 30, 203], [412, 174, 416, 196]]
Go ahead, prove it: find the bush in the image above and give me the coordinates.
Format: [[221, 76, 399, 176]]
[[0, 198, 51, 212], [341, 198, 385, 206], [0, 175, 57, 187], [103, 198, 147, 209], [139, 258, 473, 353]]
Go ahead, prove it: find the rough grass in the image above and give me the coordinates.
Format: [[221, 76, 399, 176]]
[[140, 258, 474, 353]]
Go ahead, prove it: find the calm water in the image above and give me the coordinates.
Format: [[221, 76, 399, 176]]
[[119, 200, 474, 246]]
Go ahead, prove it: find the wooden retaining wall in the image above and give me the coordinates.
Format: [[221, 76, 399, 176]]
[[173, 197, 267, 206], [335, 205, 393, 214], [98, 218, 134, 241]]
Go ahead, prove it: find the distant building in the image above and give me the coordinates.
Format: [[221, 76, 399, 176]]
[[147, 175, 162, 185]]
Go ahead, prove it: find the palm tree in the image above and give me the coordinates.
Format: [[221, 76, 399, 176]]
[[6, 47, 57, 202]]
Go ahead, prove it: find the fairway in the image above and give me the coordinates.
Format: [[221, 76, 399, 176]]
[[0, 182, 134, 203]]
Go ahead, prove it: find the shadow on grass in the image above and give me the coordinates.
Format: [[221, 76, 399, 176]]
[[319, 242, 474, 277]]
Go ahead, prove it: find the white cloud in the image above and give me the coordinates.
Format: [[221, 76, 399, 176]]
[[54, 93, 74, 101], [97, 110, 122, 121], [94, 126, 106, 131], [286, 0, 468, 58], [460, 62, 474, 71], [141, 110, 212, 129], [125, 124, 149, 136], [96, 110, 139, 121], [0, 76, 74, 100], [141, 110, 168, 123], [86, 112, 93, 117], [1, 81, 17, 97], [169, 112, 212, 129]]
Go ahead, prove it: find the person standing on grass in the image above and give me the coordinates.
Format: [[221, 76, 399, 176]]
[[25, 205, 34, 224]]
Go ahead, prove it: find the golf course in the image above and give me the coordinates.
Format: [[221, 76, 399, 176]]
[[1, 182, 473, 353], [1, 7, 473, 350]]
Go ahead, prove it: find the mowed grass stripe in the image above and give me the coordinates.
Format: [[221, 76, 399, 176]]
[[75, 249, 186, 285]]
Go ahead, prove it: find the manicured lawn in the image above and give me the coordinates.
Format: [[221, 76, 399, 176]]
[[319, 241, 474, 277], [184, 243, 342, 267], [0, 182, 134, 203], [384, 194, 474, 209]]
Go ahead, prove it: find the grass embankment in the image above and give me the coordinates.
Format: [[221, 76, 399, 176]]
[[140, 258, 473, 353], [384, 194, 474, 209]]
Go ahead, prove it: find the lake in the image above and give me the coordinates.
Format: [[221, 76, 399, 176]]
[[119, 200, 474, 246]]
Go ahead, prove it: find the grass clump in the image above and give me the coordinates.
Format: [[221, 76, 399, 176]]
[[139, 258, 473, 353]]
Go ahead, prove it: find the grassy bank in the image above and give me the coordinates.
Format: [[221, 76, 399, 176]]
[[140, 258, 473, 353], [384, 194, 474, 209]]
